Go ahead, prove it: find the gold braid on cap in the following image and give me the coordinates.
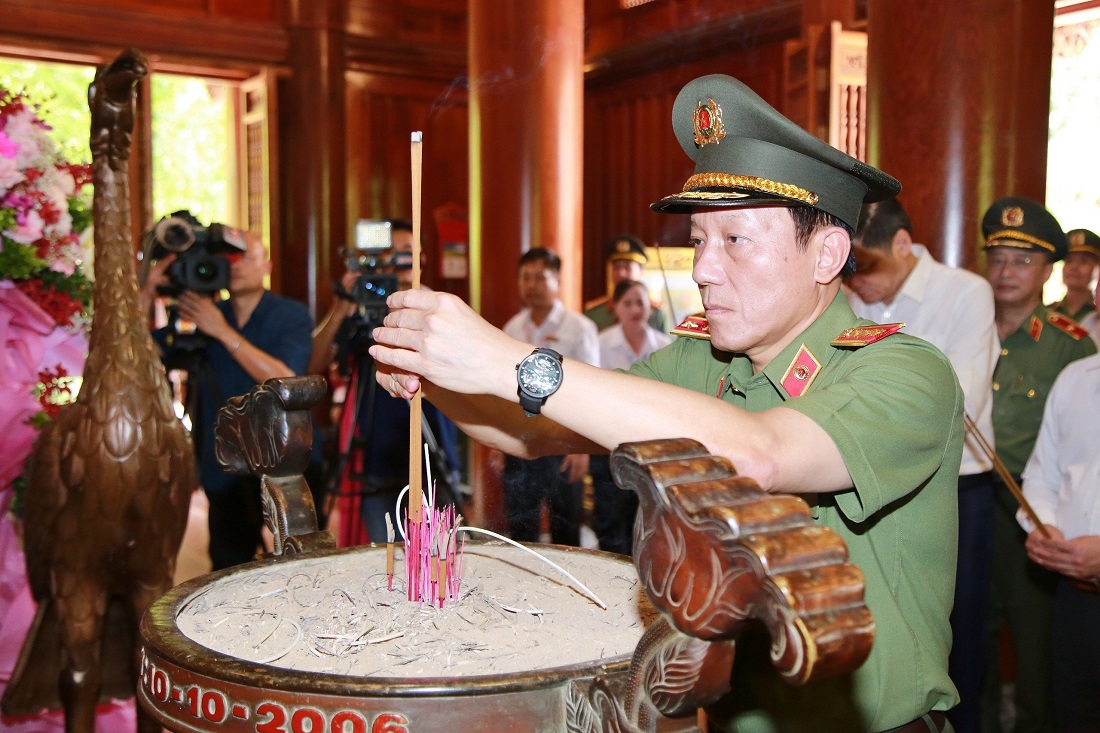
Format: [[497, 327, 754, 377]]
[[680, 172, 819, 206], [984, 230, 1055, 253], [610, 252, 648, 265]]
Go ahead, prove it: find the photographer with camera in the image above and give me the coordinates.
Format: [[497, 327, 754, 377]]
[[141, 215, 317, 570], [311, 218, 463, 545]]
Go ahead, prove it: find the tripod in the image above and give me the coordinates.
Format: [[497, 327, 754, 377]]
[[330, 353, 464, 544]]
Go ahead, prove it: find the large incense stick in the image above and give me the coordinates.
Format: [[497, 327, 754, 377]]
[[963, 412, 1050, 538], [409, 131, 424, 524]]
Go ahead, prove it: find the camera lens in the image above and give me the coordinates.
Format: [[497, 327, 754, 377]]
[[194, 259, 219, 283]]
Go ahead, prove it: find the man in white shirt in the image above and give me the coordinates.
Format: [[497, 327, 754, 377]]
[[1018, 291, 1100, 730], [846, 198, 999, 733], [501, 247, 599, 545]]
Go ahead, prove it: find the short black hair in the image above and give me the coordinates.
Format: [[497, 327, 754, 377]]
[[518, 247, 561, 272], [611, 278, 646, 304], [388, 218, 413, 235], [854, 198, 911, 251], [788, 206, 857, 276]]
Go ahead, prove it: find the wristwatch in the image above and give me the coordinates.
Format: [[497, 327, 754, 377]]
[[515, 347, 564, 417]]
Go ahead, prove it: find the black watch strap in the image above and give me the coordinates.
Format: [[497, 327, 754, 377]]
[[516, 347, 564, 417], [519, 391, 544, 417]]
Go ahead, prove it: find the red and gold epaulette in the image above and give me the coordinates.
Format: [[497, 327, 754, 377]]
[[831, 322, 905, 347], [671, 313, 710, 340], [584, 295, 610, 312], [1046, 311, 1089, 341]]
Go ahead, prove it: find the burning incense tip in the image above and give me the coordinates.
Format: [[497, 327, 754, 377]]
[[411, 131, 423, 142]]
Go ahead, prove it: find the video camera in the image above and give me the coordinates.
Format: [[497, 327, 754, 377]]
[[144, 210, 247, 298], [333, 219, 412, 371], [141, 210, 248, 352]]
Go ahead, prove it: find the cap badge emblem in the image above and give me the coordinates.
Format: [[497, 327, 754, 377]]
[[1002, 206, 1025, 227], [693, 97, 726, 147], [1071, 231, 1084, 247], [616, 240, 631, 253]]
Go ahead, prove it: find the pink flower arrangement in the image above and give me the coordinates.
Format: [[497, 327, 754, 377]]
[[0, 86, 93, 330], [0, 85, 91, 516]]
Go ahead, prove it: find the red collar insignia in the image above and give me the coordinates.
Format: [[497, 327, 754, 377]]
[[780, 344, 822, 398], [1028, 315, 1043, 341]]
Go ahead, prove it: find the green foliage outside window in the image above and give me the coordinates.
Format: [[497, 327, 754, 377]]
[[150, 75, 230, 227], [0, 59, 94, 165], [0, 58, 232, 231]]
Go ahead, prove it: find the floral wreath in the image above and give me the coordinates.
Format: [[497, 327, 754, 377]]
[[0, 86, 93, 328], [0, 84, 93, 515]]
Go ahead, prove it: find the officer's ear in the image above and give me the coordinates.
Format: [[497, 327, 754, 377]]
[[814, 226, 851, 284]]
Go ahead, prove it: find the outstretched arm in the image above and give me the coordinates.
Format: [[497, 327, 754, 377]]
[[178, 292, 298, 384], [309, 272, 358, 376], [369, 289, 852, 494]]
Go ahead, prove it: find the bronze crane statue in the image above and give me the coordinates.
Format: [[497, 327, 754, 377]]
[[1, 48, 195, 733]]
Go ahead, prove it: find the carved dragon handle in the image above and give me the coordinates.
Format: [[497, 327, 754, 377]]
[[569, 438, 874, 733], [214, 375, 335, 558]]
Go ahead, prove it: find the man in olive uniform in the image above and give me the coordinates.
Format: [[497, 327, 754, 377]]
[[370, 74, 963, 733], [979, 199, 1097, 733], [583, 234, 668, 332], [1050, 227, 1099, 321]]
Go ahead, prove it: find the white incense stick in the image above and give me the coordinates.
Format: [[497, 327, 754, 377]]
[[453, 526, 607, 610]]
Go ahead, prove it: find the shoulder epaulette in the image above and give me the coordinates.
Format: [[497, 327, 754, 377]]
[[831, 322, 905, 347], [584, 295, 610, 312], [1046, 311, 1089, 340], [671, 313, 710, 340]]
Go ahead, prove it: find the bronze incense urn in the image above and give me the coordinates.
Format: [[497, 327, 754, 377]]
[[138, 376, 873, 733]]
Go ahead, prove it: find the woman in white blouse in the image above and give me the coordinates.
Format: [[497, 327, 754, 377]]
[[592, 280, 673, 555], [597, 279, 673, 370]]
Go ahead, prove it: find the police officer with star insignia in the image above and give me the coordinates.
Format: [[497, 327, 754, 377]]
[[978, 198, 1096, 733], [1050, 227, 1100, 322], [584, 234, 668, 333], [369, 74, 964, 733]]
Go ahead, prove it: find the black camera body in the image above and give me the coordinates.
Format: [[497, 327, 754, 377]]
[[146, 210, 247, 297], [333, 220, 412, 371]]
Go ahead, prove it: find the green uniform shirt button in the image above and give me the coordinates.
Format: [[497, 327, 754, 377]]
[[993, 382, 1000, 391], [1001, 348, 1009, 356], [1027, 389, 1036, 398]]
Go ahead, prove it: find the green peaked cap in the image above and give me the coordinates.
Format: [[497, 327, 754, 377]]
[[651, 74, 901, 229], [981, 196, 1068, 262], [1067, 228, 1100, 259]]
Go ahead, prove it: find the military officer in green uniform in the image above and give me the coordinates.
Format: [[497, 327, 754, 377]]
[[584, 233, 668, 332], [1050, 227, 1099, 321], [369, 74, 963, 733], [979, 199, 1097, 733]]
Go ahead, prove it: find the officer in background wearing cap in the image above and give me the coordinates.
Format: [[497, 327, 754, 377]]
[[583, 234, 668, 333], [369, 74, 964, 733], [1050, 227, 1100, 322], [979, 198, 1096, 733]]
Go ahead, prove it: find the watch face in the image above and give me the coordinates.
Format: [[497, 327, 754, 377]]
[[518, 352, 563, 398]]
